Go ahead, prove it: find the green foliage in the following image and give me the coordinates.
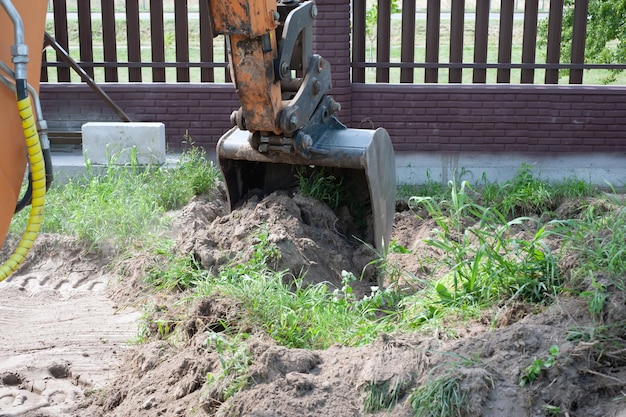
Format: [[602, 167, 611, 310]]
[[295, 168, 345, 209], [580, 273, 608, 321], [563, 196, 626, 289], [538, 0, 626, 83], [365, 0, 401, 59], [363, 379, 406, 413], [409, 371, 469, 417], [480, 164, 596, 219], [410, 179, 562, 309], [204, 332, 251, 401], [191, 228, 402, 349], [543, 404, 563, 416], [11, 146, 219, 249], [519, 345, 560, 387], [480, 164, 553, 218], [144, 246, 205, 292]]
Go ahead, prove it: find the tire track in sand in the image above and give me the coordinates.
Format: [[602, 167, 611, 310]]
[[0, 236, 140, 417]]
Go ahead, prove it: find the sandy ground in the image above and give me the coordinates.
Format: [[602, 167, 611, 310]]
[[0, 236, 140, 417]]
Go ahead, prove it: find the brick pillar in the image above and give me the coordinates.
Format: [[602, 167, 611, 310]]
[[313, 0, 352, 122]]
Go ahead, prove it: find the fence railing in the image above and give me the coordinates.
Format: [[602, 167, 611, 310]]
[[351, 0, 626, 84], [43, 0, 228, 83], [43, 0, 626, 85]]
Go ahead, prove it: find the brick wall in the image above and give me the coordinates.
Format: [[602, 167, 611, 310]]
[[41, 83, 240, 148], [39, 82, 626, 153], [349, 84, 626, 153]]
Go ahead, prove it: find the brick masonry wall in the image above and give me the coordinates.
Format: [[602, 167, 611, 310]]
[[40, 83, 626, 153], [40, 83, 240, 149], [350, 84, 626, 153]]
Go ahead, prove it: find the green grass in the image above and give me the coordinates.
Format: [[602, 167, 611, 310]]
[[10, 146, 219, 249], [295, 167, 345, 209], [192, 229, 401, 349], [409, 370, 469, 417], [136, 165, 624, 356]]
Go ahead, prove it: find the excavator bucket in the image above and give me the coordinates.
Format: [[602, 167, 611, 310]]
[[217, 125, 396, 253], [210, 0, 396, 252]]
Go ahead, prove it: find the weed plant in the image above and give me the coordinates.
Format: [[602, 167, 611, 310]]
[[203, 332, 252, 401], [295, 167, 345, 209], [409, 178, 562, 309], [363, 380, 406, 413], [409, 371, 469, 417], [479, 164, 596, 219], [519, 345, 560, 387], [563, 197, 626, 289]]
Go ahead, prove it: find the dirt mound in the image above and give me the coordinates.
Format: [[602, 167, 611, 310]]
[[176, 191, 379, 296]]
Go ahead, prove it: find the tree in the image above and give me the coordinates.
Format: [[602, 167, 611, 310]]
[[365, 0, 401, 61], [538, 0, 626, 83]]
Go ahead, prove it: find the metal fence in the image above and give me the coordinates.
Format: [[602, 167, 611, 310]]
[[43, 0, 228, 83], [42, 0, 626, 85], [352, 0, 626, 84]]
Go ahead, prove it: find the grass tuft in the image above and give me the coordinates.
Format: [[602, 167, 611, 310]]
[[10, 146, 219, 250]]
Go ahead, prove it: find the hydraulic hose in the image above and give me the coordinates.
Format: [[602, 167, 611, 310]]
[[0, 0, 47, 281], [0, 86, 46, 281]]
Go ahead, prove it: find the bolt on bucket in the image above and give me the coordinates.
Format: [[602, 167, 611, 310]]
[[217, 124, 396, 253]]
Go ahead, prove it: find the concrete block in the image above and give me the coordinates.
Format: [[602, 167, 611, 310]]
[[82, 122, 166, 165]]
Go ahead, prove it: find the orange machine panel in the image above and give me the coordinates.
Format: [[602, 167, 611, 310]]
[[209, 0, 278, 37], [0, 0, 48, 247]]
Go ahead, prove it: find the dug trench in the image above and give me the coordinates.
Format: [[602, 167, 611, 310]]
[[1, 186, 625, 417]]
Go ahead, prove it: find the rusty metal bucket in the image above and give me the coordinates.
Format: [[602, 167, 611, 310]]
[[217, 124, 396, 253]]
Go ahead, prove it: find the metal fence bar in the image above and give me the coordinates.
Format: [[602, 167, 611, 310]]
[[473, 0, 490, 83], [569, 0, 589, 84], [175, 0, 190, 82], [150, 0, 166, 82], [449, 0, 465, 83], [352, 62, 626, 70], [46, 61, 227, 68], [545, 0, 564, 84], [521, 0, 539, 83], [101, 0, 118, 82], [125, 0, 142, 82], [44, 32, 132, 122], [376, 0, 391, 83], [199, 0, 215, 82], [52, 0, 71, 82], [400, 0, 416, 83], [497, 0, 514, 83], [42, 0, 615, 86], [77, 0, 94, 78], [40, 51, 48, 82], [352, 0, 367, 84], [425, 0, 441, 83]]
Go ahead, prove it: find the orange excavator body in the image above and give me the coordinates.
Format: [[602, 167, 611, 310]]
[[0, 0, 47, 248]]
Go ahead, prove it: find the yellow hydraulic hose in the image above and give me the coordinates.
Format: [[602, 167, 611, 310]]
[[0, 96, 45, 281]]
